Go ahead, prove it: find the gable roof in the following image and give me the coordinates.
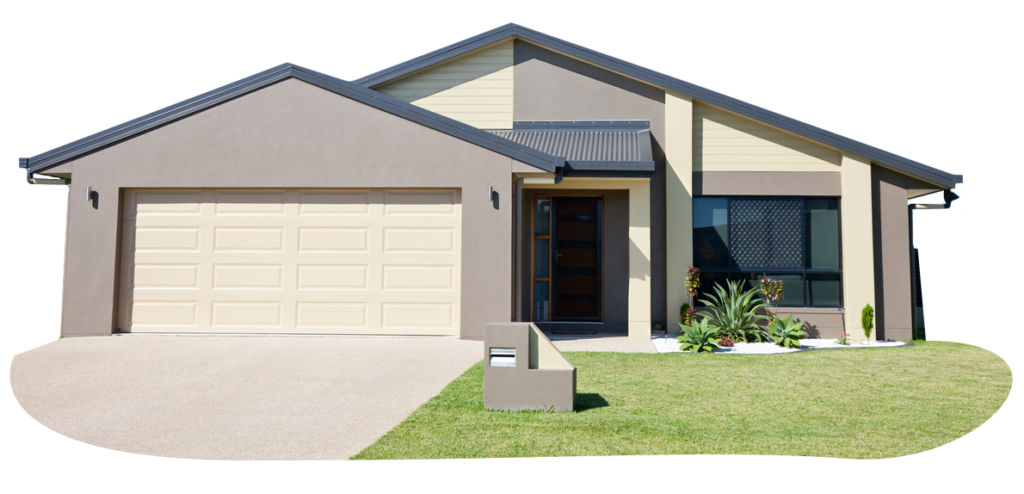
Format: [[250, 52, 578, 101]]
[[19, 63, 564, 175], [487, 121, 655, 174], [356, 23, 963, 189]]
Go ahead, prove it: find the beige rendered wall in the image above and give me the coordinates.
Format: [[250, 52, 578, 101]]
[[665, 90, 693, 331], [520, 178, 651, 339], [841, 152, 876, 339], [693, 102, 841, 172], [59, 78, 514, 339], [376, 40, 514, 129]]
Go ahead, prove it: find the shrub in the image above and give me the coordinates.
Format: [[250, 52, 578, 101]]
[[680, 303, 691, 326], [862, 304, 874, 340], [699, 280, 772, 343], [835, 332, 851, 346], [676, 318, 720, 353], [718, 336, 735, 348], [767, 314, 807, 349]]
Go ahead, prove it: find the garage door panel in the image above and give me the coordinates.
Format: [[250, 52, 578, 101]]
[[299, 190, 371, 216], [214, 190, 286, 215], [133, 190, 203, 217], [130, 301, 199, 328], [297, 227, 369, 253], [132, 263, 200, 290], [212, 264, 284, 290], [296, 264, 369, 290], [384, 190, 457, 216], [383, 227, 456, 253], [120, 188, 460, 335]]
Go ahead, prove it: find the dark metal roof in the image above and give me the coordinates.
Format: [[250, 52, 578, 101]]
[[19, 63, 564, 174], [357, 23, 963, 188], [487, 121, 654, 172]]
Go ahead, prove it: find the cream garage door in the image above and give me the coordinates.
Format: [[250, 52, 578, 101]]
[[117, 189, 461, 335]]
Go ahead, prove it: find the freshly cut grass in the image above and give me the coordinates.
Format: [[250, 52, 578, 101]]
[[353, 342, 1011, 460]]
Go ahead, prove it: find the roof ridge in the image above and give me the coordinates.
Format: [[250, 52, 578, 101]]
[[20, 63, 563, 174], [356, 23, 962, 187]]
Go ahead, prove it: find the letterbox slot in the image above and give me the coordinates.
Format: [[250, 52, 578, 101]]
[[489, 347, 516, 367]]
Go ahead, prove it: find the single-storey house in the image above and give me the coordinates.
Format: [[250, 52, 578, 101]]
[[20, 24, 960, 341]]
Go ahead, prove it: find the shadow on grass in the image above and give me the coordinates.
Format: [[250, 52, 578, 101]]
[[575, 393, 609, 412]]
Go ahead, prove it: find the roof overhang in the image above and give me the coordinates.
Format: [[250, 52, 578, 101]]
[[20, 63, 564, 176], [487, 120, 654, 177], [357, 23, 963, 189]]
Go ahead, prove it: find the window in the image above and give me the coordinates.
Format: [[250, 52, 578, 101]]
[[692, 197, 842, 307], [532, 197, 551, 320]]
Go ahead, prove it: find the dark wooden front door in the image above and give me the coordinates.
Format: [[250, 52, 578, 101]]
[[552, 197, 602, 321]]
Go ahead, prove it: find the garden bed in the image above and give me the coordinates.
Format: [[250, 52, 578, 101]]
[[653, 336, 911, 354]]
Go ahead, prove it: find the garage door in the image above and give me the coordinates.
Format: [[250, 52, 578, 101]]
[[117, 189, 461, 335]]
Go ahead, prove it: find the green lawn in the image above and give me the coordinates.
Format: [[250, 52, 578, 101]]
[[353, 341, 1012, 460]]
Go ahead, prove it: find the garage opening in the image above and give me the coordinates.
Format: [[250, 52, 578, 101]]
[[117, 188, 462, 335]]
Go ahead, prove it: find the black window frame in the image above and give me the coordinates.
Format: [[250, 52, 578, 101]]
[[692, 196, 843, 308]]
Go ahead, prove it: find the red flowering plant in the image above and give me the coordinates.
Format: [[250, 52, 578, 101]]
[[681, 266, 701, 327], [718, 336, 735, 348]]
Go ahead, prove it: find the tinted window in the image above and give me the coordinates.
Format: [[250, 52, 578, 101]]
[[693, 198, 729, 269]]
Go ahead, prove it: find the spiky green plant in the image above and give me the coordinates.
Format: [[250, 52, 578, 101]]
[[676, 318, 721, 353], [768, 314, 807, 349], [699, 280, 772, 343]]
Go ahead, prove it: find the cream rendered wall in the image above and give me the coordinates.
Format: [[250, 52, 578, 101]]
[[694, 102, 841, 171], [519, 177, 652, 340], [841, 152, 876, 339], [376, 40, 514, 129], [665, 91, 693, 331]]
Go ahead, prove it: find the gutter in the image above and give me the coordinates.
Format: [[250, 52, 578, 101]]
[[23, 159, 69, 185], [907, 188, 958, 336], [513, 167, 563, 321]]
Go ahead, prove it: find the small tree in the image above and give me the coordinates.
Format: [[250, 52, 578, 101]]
[[759, 278, 784, 322], [861, 304, 874, 340]]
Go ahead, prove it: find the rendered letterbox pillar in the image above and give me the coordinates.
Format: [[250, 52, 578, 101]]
[[483, 322, 576, 412]]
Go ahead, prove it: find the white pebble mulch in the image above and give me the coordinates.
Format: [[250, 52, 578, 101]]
[[652, 336, 911, 354]]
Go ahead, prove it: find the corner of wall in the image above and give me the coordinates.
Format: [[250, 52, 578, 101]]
[[665, 91, 694, 329]]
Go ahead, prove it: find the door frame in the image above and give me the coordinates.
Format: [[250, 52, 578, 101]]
[[530, 194, 605, 322]]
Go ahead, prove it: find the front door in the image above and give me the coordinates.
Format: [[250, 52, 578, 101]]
[[552, 197, 602, 321]]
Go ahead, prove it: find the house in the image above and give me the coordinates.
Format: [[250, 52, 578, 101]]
[[20, 24, 960, 342]]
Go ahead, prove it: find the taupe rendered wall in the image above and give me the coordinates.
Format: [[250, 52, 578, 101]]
[[512, 39, 668, 327], [484, 322, 575, 412], [59, 78, 514, 339], [872, 166, 914, 341], [518, 189, 629, 333], [694, 171, 842, 196]]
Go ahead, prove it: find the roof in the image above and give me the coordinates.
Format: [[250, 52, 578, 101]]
[[357, 23, 963, 189], [487, 121, 654, 174], [19, 63, 564, 174]]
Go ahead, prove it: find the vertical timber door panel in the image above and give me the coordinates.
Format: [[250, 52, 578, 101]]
[[117, 188, 461, 335], [552, 197, 603, 321]]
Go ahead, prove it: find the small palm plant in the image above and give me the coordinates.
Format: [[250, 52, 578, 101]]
[[676, 318, 721, 353], [700, 280, 772, 343], [767, 314, 807, 349]]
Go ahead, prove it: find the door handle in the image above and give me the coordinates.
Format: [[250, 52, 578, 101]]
[[555, 250, 563, 263]]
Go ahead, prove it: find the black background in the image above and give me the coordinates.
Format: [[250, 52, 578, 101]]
[[9, 15, 991, 461]]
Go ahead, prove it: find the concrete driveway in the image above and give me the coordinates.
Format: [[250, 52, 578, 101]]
[[11, 335, 482, 460]]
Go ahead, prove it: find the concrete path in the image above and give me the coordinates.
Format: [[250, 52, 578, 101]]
[[551, 336, 657, 353], [11, 335, 482, 460]]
